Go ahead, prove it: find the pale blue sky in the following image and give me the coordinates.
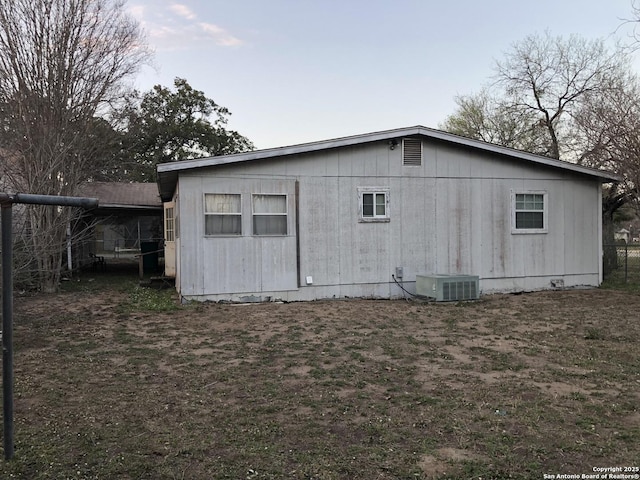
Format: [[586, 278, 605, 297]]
[[128, 0, 639, 150]]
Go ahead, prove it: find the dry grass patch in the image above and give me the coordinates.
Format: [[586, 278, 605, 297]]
[[0, 281, 638, 479]]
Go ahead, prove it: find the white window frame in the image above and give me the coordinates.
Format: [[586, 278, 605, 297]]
[[204, 193, 242, 236], [511, 190, 548, 234], [252, 194, 288, 236], [358, 187, 390, 223], [164, 206, 175, 242]]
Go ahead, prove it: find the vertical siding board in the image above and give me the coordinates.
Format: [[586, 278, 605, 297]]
[[389, 177, 401, 294], [492, 179, 511, 278], [178, 176, 203, 295], [376, 143, 391, 177], [299, 176, 341, 286], [396, 177, 436, 281], [325, 178, 341, 282], [434, 179, 448, 274], [469, 179, 483, 276], [338, 147, 352, 177], [260, 237, 297, 292], [425, 178, 437, 274], [564, 179, 598, 275], [338, 177, 355, 285]]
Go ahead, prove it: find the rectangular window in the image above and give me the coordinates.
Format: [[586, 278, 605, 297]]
[[253, 194, 287, 235], [205, 194, 242, 235], [358, 187, 390, 222], [512, 191, 547, 233], [165, 206, 174, 242]]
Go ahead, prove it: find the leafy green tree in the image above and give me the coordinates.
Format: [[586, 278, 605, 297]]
[[110, 78, 254, 181]]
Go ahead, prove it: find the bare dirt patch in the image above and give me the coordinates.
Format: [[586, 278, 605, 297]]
[[1, 282, 639, 479]]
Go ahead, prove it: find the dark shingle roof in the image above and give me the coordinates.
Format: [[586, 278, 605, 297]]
[[80, 182, 161, 209]]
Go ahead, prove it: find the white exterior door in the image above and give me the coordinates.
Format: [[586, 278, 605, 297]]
[[163, 201, 176, 277]]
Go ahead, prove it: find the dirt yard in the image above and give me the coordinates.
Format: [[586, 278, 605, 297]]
[[1, 277, 639, 479]]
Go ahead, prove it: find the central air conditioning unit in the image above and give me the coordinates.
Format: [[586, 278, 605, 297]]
[[416, 274, 479, 301]]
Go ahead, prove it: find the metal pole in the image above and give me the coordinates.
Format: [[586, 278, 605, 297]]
[[0, 193, 97, 210], [2, 205, 14, 460], [0, 192, 98, 461]]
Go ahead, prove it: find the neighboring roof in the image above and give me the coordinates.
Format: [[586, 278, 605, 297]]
[[156, 125, 621, 202], [80, 182, 162, 212]]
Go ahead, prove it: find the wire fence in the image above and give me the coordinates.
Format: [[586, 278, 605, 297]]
[[604, 244, 640, 284]]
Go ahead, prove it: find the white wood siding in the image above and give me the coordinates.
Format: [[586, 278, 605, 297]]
[[176, 176, 297, 298], [175, 139, 603, 301]]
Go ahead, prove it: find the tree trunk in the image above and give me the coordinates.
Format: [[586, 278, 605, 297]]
[[602, 190, 627, 279], [602, 210, 618, 278]]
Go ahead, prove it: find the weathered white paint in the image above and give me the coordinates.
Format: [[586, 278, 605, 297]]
[[163, 133, 611, 302]]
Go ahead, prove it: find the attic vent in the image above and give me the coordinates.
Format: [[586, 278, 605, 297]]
[[416, 275, 479, 301], [403, 138, 422, 166]]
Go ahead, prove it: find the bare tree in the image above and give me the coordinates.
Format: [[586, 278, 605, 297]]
[[0, 0, 150, 292], [439, 88, 550, 155], [573, 76, 640, 272], [494, 32, 628, 160], [441, 32, 639, 276]]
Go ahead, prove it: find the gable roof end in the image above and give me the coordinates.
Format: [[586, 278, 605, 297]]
[[156, 125, 620, 202]]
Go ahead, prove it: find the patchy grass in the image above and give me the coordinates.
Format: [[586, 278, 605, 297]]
[[1, 284, 639, 479]]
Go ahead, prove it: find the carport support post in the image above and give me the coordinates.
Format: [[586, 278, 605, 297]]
[[2, 204, 14, 460]]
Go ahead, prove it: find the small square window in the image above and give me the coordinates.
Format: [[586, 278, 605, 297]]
[[358, 187, 390, 222], [512, 191, 547, 233]]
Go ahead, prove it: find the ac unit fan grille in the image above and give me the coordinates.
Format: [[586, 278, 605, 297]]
[[442, 280, 477, 301]]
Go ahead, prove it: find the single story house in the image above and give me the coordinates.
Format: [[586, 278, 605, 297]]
[[156, 125, 619, 302]]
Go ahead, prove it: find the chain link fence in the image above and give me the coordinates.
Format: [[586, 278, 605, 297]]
[[604, 244, 640, 284]]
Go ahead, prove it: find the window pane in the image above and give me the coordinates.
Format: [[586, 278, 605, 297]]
[[165, 208, 174, 242], [375, 193, 385, 216], [254, 215, 287, 235], [516, 193, 544, 211], [362, 193, 374, 217], [533, 196, 544, 209], [206, 215, 242, 235], [516, 212, 543, 229], [253, 195, 286, 214], [205, 194, 241, 214]]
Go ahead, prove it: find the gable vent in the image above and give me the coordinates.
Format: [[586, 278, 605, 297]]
[[403, 138, 422, 166]]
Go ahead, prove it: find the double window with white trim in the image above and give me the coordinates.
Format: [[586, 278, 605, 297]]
[[204, 193, 288, 236]]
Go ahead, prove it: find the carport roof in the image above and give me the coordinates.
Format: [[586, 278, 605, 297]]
[[80, 182, 162, 213]]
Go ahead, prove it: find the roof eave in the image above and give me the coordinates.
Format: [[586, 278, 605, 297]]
[[156, 125, 621, 200]]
